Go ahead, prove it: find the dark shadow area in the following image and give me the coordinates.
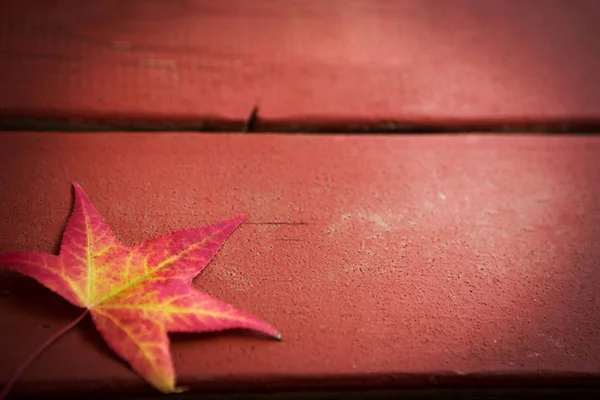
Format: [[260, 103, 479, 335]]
[[0, 272, 117, 361], [2, 115, 600, 134], [11, 388, 600, 400]]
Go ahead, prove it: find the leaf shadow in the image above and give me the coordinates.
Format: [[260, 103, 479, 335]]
[[3, 273, 279, 359], [1, 272, 115, 360]]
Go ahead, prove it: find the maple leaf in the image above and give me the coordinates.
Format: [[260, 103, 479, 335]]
[[0, 183, 280, 396]]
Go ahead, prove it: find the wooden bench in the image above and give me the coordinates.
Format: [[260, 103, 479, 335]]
[[1, 1, 600, 398]]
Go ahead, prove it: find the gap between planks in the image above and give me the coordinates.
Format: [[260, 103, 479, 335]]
[[2, 107, 600, 134]]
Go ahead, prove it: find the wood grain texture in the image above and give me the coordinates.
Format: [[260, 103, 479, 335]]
[[1, 0, 600, 125], [1, 132, 599, 396]]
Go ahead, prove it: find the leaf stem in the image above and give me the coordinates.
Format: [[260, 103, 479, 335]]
[[0, 309, 90, 400]]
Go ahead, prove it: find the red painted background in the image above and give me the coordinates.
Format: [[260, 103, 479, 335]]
[[1, 0, 600, 125], [2, 0, 600, 397], [1, 133, 599, 396]]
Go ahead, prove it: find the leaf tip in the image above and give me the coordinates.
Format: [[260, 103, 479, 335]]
[[71, 182, 86, 198]]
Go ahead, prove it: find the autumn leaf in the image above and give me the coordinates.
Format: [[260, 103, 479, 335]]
[[0, 183, 281, 396]]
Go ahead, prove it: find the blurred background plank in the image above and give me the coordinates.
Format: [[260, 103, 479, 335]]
[[1, 0, 600, 129]]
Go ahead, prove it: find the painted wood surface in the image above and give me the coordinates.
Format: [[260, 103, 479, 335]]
[[1, 133, 599, 396]]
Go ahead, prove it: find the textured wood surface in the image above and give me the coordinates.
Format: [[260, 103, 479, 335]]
[[1, 133, 599, 396]]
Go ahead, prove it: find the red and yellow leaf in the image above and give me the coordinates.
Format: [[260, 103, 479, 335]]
[[0, 183, 280, 394]]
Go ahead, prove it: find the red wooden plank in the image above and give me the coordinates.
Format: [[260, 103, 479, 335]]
[[1, 1, 600, 125], [0, 132, 599, 397]]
